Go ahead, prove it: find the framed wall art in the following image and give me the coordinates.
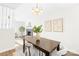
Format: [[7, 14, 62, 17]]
[[44, 20, 52, 32], [53, 18, 63, 32]]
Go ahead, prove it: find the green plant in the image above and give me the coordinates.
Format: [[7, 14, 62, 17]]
[[33, 25, 43, 33], [19, 26, 25, 33]]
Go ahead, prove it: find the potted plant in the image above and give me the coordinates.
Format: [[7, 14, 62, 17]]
[[19, 26, 25, 38], [33, 25, 43, 43]]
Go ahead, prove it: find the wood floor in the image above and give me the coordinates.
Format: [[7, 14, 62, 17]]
[[0, 49, 16, 56], [63, 51, 79, 56], [0, 45, 79, 56]]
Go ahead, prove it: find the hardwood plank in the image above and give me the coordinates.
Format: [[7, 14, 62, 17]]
[[0, 49, 16, 56]]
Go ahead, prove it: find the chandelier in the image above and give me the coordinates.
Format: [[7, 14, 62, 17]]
[[32, 4, 43, 15]]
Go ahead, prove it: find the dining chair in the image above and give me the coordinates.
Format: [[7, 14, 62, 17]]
[[50, 43, 67, 56], [25, 36, 44, 56], [15, 36, 33, 56], [25, 42, 33, 56], [25, 42, 42, 56], [31, 46, 44, 56]]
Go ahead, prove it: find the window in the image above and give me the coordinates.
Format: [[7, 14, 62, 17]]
[[0, 6, 14, 29]]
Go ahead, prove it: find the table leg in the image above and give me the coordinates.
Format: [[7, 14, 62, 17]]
[[57, 44, 60, 51], [23, 39, 25, 53]]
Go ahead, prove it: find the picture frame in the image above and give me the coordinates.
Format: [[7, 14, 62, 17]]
[[53, 18, 63, 32], [44, 20, 52, 32]]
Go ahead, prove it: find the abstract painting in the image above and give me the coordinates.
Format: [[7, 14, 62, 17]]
[[53, 18, 63, 32]]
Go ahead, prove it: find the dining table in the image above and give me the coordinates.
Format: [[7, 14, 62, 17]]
[[23, 36, 60, 56]]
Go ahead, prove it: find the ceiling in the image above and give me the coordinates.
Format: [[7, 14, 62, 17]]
[[0, 3, 79, 10], [0, 3, 22, 9]]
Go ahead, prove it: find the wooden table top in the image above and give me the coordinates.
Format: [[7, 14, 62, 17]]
[[25, 36, 60, 53]]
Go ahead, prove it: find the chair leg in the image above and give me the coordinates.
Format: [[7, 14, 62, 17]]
[[28, 47, 31, 56], [42, 52, 43, 56], [33, 46, 43, 56], [25, 51, 27, 56], [39, 50, 41, 56], [25, 48, 27, 56], [39, 50, 44, 56]]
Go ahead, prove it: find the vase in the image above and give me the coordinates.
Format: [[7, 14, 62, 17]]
[[36, 33, 40, 40], [35, 33, 40, 44]]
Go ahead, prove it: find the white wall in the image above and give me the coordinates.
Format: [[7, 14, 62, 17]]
[[14, 4, 79, 53], [0, 5, 15, 52], [14, 4, 45, 26], [0, 29, 15, 52]]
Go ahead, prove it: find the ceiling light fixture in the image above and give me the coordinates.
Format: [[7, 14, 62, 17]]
[[32, 4, 43, 15]]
